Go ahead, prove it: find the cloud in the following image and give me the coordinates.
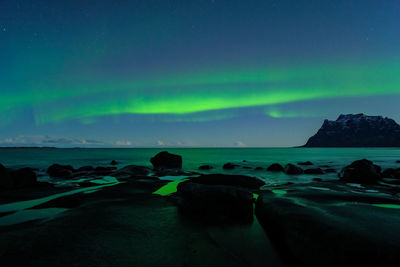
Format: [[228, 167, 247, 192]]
[[157, 140, 165, 146], [114, 140, 132, 146], [235, 141, 247, 147], [0, 135, 106, 147]]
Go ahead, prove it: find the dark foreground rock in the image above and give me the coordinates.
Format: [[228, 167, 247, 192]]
[[187, 174, 265, 190], [0, 165, 38, 190], [0, 176, 282, 267], [267, 163, 284, 172], [150, 151, 182, 169], [339, 159, 382, 183], [177, 182, 254, 223], [255, 181, 400, 267], [284, 164, 303, 175]]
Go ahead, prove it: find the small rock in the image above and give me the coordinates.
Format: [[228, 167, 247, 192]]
[[242, 166, 252, 169], [198, 165, 213, 170], [313, 178, 323, 182], [115, 165, 151, 177], [47, 164, 74, 178], [77, 166, 94, 172], [284, 164, 303, 175], [304, 168, 324, 175], [324, 168, 337, 173], [298, 161, 313, 166], [267, 163, 284, 172], [150, 151, 182, 169], [110, 160, 118, 165], [382, 168, 400, 179], [255, 167, 264, 170], [223, 163, 238, 170]]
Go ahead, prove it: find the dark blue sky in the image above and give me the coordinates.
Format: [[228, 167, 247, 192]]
[[1, 0, 399, 147]]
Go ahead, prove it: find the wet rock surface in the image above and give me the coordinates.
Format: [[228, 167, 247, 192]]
[[298, 161, 313, 166], [255, 181, 400, 267], [187, 174, 265, 189], [223, 162, 238, 170], [176, 182, 254, 223], [304, 168, 324, 175], [150, 151, 182, 169], [198, 164, 213, 170], [47, 164, 74, 178], [267, 163, 284, 172], [339, 159, 382, 183], [284, 164, 303, 175]]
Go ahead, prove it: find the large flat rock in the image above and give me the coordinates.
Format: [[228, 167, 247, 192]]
[[255, 181, 400, 266]]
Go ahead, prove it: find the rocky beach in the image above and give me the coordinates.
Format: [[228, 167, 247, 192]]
[[2, 150, 400, 266]]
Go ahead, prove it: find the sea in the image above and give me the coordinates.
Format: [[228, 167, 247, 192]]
[[1, 148, 399, 185]]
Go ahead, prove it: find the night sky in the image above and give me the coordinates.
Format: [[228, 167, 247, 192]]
[[1, 0, 400, 147]]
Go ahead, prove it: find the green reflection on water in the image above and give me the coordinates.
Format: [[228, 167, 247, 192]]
[[372, 204, 400, 209], [153, 179, 188, 196], [272, 189, 287, 195]]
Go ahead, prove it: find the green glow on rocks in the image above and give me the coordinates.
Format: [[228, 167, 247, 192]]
[[153, 179, 187, 196], [253, 193, 259, 200], [371, 204, 400, 209], [272, 189, 287, 195]]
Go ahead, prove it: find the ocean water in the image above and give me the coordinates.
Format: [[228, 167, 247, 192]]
[[0, 148, 399, 184]]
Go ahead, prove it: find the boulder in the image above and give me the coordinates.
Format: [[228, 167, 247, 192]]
[[177, 182, 254, 223], [1, 165, 38, 189], [198, 165, 213, 170], [267, 163, 284, 172], [284, 164, 303, 175], [114, 165, 151, 177], [0, 164, 13, 189], [339, 159, 381, 183], [188, 174, 265, 190], [150, 151, 182, 169], [10, 168, 37, 188], [382, 168, 400, 179], [222, 162, 238, 170], [298, 161, 313, 166], [94, 166, 117, 175], [77, 166, 94, 172], [110, 160, 118, 165], [47, 164, 74, 178], [304, 168, 324, 175]]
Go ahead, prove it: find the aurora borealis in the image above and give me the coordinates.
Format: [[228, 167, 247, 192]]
[[1, 0, 400, 147]]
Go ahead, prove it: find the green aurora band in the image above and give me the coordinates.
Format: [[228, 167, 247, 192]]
[[3, 60, 400, 124]]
